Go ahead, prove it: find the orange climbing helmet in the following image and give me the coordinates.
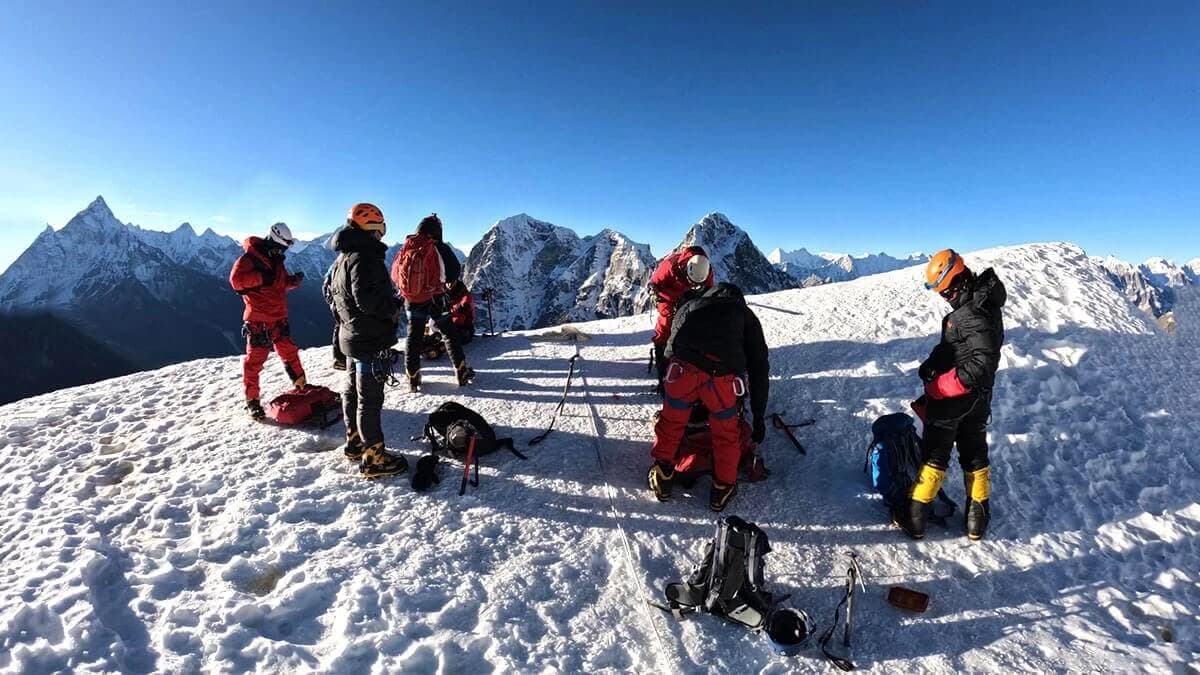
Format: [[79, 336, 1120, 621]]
[[925, 249, 968, 294], [347, 203, 386, 234]]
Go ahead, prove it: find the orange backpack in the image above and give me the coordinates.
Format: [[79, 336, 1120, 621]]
[[392, 234, 444, 303]]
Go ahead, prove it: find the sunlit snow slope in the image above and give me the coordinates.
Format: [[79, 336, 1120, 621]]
[[1, 242, 1196, 673]]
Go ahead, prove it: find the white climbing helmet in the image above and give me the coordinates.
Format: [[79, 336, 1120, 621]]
[[266, 222, 295, 248], [686, 254, 710, 285]]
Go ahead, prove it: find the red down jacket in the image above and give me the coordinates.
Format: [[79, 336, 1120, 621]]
[[229, 237, 301, 322], [649, 246, 715, 344]]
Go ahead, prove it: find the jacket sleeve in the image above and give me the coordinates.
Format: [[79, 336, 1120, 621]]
[[283, 261, 301, 291], [322, 265, 335, 306], [350, 256, 398, 321], [649, 256, 674, 290], [743, 307, 770, 423], [955, 310, 1001, 390], [229, 254, 265, 292], [438, 243, 461, 284]]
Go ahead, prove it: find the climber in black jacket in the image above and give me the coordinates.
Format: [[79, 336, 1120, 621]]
[[648, 282, 769, 512], [897, 248, 1007, 541], [328, 202, 408, 479]]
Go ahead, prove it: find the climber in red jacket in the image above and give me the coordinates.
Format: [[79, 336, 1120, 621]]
[[229, 222, 307, 420], [648, 245, 714, 387]]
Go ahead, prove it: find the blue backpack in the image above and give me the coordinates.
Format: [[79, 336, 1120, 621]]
[[864, 413, 957, 522]]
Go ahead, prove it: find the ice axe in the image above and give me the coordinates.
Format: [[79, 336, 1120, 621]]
[[770, 413, 815, 454]]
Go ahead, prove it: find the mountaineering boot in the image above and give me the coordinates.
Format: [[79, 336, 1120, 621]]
[[964, 467, 992, 540], [342, 431, 365, 461], [333, 358, 347, 371], [709, 480, 738, 512], [245, 398, 266, 420], [456, 363, 476, 386], [407, 372, 421, 393], [648, 461, 675, 502], [292, 375, 307, 390], [359, 443, 409, 479], [892, 464, 947, 540]]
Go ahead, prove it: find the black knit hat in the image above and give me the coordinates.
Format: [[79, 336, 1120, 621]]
[[417, 213, 443, 241]]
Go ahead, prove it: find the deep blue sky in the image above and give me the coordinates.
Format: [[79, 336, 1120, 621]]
[[1, 1, 1197, 272]]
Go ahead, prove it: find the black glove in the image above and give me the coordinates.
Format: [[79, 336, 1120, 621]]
[[288, 271, 305, 285], [411, 454, 440, 492], [752, 417, 766, 444], [919, 343, 955, 382]]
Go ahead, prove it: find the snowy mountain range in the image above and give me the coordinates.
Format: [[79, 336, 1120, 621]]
[[2, 196, 1194, 403], [1, 242, 1194, 672], [0, 197, 340, 403], [768, 247, 930, 286], [462, 214, 656, 331], [1095, 255, 1200, 320]]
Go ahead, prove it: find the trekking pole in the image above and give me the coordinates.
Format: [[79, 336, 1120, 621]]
[[647, 346, 655, 375], [483, 287, 496, 337], [528, 351, 580, 446], [845, 553, 865, 648], [771, 413, 815, 454]]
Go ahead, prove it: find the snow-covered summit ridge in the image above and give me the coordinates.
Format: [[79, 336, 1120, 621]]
[[0, 239, 1193, 673]]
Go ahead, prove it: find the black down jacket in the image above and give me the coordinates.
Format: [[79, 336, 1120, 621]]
[[330, 227, 399, 358], [936, 268, 1007, 392], [665, 283, 770, 423]]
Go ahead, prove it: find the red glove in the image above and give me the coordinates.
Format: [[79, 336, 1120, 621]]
[[925, 369, 970, 399]]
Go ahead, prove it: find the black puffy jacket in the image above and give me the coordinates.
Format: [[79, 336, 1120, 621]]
[[665, 283, 770, 422], [935, 268, 1007, 392], [330, 227, 398, 358]]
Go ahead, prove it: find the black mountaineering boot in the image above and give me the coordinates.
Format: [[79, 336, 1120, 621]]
[[648, 461, 675, 502], [359, 443, 409, 479], [342, 432, 365, 461], [407, 372, 421, 393], [456, 363, 476, 386], [893, 464, 947, 540], [964, 467, 992, 540], [246, 399, 266, 421], [709, 480, 738, 512]]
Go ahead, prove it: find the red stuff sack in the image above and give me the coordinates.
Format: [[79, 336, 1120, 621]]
[[673, 418, 766, 481], [267, 386, 342, 427]]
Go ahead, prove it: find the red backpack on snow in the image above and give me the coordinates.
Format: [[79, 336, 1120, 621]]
[[267, 386, 342, 427], [392, 234, 444, 304]]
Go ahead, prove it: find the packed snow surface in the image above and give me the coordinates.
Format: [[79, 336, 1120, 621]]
[[1, 243, 1197, 673]]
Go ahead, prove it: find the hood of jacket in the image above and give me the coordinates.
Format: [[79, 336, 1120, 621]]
[[952, 267, 1006, 311], [333, 226, 388, 257]]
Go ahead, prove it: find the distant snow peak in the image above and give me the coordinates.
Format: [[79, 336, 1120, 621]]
[[1096, 254, 1200, 319], [770, 246, 929, 285], [463, 214, 656, 331], [679, 213, 795, 294]]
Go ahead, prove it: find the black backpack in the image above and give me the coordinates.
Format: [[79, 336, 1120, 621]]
[[420, 402, 527, 493], [663, 516, 779, 630], [863, 413, 957, 524]]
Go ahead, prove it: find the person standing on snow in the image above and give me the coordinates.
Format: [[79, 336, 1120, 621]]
[[895, 249, 1007, 541], [322, 260, 346, 371], [328, 203, 408, 478], [648, 282, 769, 512], [392, 214, 474, 392], [229, 222, 308, 420], [648, 246, 715, 389], [446, 279, 476, 345]]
